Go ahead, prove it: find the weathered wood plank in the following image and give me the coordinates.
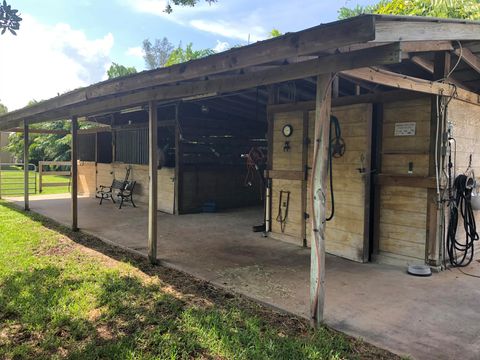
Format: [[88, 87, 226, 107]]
[[374, 17, 480, 42], [310, 73, 332, 326], [341, 67, 480, 105]]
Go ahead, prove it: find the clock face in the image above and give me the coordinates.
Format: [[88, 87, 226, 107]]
[[282, 124, 293, 137]]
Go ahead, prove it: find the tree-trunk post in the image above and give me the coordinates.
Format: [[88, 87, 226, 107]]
[[310, 73, 332, 327], [148, 100, 158, 264]]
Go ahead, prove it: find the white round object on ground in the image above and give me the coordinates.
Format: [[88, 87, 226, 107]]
[[407, 265, 432, 277]]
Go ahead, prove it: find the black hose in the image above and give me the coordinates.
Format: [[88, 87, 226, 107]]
[[326, 116, 343, 222], [446, 174, 479, 267]]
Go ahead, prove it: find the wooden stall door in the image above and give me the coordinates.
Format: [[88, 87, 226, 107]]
[[306, 104, 372, 263], [376, 98, 430, 265]]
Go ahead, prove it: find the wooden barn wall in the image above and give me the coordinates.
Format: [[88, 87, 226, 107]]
[[308, 104, 371, 262], [377, 97, 431, 264], [95, 162, 175, 214], [270, 111, 305, 242], [269, 103, 371, 263], [446, 99, 480, 260], [78, 161, 96, 195]]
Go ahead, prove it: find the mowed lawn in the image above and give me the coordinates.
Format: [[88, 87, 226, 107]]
[[0, 168, 70, 196], [0, 201, 399, 360]]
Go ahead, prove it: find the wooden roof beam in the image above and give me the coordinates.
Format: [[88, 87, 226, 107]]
[[374, 17, 480, 42], [409, 55, 470, 90], [341, 67, 480, 105], [320, 41, 453, 58], [6, 128, 69, 135], [454, 46, 480, 74], [0, 16, 376, 125], [1, 42, 402, 130]]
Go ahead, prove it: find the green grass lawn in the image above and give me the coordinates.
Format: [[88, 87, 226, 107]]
[[0, 169, 70, 196], [0, 201, 399, 360]]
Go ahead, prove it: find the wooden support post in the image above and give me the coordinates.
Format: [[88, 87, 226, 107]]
[[310, 73, 332, 327], [371, 104, 384, 257], [362, 104, 374, 262], [23, 120, 29, 211], [71, 116, 78, 231], [427, 52, 451, 267], [174, 102, 182, 215], [265, 85, 278, 233], [148, 100, 158, 264]]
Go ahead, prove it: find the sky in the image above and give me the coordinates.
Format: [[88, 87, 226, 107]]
[[0, 0, 378, 111]]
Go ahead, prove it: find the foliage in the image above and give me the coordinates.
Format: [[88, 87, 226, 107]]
[[0, 202, 396, 359], [6, 120, 72, 166], [0, 0, 22, 35], [143, 37, 174, 69], [165, 42, 215, 66], [143, 37, 214, 69], [338, 0, 480, 20], [0, 102, 7, 114], [269, 28, 283, 38], [107, 62, 137, 79], [164, 0, 217, 13]]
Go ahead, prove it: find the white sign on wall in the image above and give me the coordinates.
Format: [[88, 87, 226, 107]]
[[394, 122, 416, 136]]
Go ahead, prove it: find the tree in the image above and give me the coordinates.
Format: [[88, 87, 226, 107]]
[[338, 0, 480, 20], [0, 0, 21, 35], [107, 62, 137, 79], [5, 100, 94, 165], [6, 120, 72, 166], [164, 0, 217, 13], [143, 37, 174, 69], [164, 42, 214, 67], [142, 38, 214, 69], [269, 29, 282, 38], [0, 102, 7, 114]]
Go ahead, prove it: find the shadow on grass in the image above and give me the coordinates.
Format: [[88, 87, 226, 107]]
[[0, 201, 396, 359]]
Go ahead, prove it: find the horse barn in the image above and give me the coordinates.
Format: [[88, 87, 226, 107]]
[[2, 15, 480, 358]]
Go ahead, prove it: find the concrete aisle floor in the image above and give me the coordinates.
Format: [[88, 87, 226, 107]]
[[6, 194, 480, 360]]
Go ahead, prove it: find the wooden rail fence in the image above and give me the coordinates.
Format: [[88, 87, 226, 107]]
[[39, 161, 71, 193]]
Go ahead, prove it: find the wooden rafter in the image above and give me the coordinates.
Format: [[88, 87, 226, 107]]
[[341, 67, 480, 105], [409, 55, 467, 90], [455, 46, 480, 74]]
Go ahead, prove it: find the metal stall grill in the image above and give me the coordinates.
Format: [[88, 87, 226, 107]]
[[115, 128, 149, 165]]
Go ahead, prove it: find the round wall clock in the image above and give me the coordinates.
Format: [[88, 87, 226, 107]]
[[282, 124, 293, 137]]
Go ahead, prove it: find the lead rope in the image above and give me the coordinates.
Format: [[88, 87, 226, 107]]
[[326, 115, 345, 222], [276, 190, 290, 233]]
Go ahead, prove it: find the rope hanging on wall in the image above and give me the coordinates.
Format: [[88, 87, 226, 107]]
[[446, 168, 479, 267], [326, 115, 345, 222], [276, 190, 290, 233]]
